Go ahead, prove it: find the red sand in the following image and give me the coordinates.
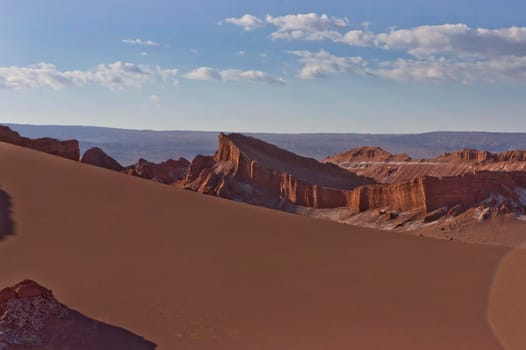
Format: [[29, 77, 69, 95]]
[[0, 141, 519, 349]]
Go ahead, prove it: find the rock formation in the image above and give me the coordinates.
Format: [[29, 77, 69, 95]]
[[126, 158, 190, 185], [0, 280, 156, 349], [324, 146, 411, 163], [180, 135, 526, 229], [0, 125, 79, 161], [0, 280, 67, 348], [435, 149, 497, 162], [81, 147, 124, 172], [183, 133, 375, 208], [347, 171, 526, 215], [325, 146, 526, 184]]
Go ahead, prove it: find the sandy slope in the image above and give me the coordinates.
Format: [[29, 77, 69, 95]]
[[0, 141, 516, 349]]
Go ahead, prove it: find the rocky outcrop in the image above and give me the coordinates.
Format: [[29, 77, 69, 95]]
[[185, 155, 215, 184], [324, 146, 411, 163], [435, 149, 497, 162], [326, 146, 526, 184], [434, 149, 526, 163], [183, 133, 375, 209], [182, 134, 526, 225], [0, 280, 67, 348], [80, 146, 190, 184], [497, 151, 526, 162], [81, 147, 124, 172], [0, 280, 156, 349], [343, 171, 526, 226], [0, 125, 79, 161], [126, 158, 190, 185]]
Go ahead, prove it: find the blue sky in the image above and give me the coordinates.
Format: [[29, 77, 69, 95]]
[[0, 0, 525, 133]]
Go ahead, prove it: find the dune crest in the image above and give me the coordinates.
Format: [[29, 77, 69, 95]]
[[2, 125, 525, 240]]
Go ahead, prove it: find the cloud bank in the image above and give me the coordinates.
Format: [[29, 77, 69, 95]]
[[184, 67, 285, 85], [224, 13, 526, 83], [0, 62, 178, 90]]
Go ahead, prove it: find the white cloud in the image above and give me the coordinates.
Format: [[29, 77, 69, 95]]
[[0, 62, 178, 91], [156, 67, 179, 86], [286, 23, 526, 59], [222, 13, 348, 41], [266, 13, 348, 41], [336, 24, 526, 83], [288, 49, 526, 83], [122, 38, 160, 47], [236, 50, 246, 56], [139, 51, 148, 56], [220, 69, 286, 85], [339, 30, 376, 46], [184, 67, 222, 81], [222, 13, 526, 84], [184, 67, 285, 85], [372, 24, 526, 58], [0, 63, 72, 90], [373, 56, 526, 83], [221, 13, 526, 62], [223, 14, 265, 31], [288, 50, 366, 79]]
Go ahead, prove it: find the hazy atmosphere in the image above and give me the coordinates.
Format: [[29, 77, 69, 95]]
[[1, 0, 525, 132]]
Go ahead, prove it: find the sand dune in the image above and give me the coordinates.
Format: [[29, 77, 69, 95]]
[[0, 141, 518, 349]]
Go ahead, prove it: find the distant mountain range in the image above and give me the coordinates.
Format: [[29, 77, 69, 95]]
[[6, 123, 526, 165]]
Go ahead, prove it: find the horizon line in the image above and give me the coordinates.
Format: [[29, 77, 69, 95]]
[[5, 122, 526, 136]]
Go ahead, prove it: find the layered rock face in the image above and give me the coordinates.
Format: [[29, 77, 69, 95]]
[[325, 146, 526, 184], [0, 125, 79, 161], [347, 179, 427, 213], [182, 135, 526, 226], [346, 171, 526, 215], [81, 147, 124, 172], [126, 158, 190, 185], [183, 133, 375, 208], [325, 146, 411, 163], [435, 149, 497, 162]]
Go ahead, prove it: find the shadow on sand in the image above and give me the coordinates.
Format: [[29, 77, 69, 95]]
[[0, 190, 14, 239], [38, 306, 157, 350]]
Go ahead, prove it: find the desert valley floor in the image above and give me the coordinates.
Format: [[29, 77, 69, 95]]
[[1, 141, 526, 349]]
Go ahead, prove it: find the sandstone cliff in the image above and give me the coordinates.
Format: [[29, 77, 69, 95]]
[[182, 135, 526, 227], [346, 171, 526, 214], [435, 149, 497, 162], [0, 125, 79, 161], [184, 133, 375, 208]]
